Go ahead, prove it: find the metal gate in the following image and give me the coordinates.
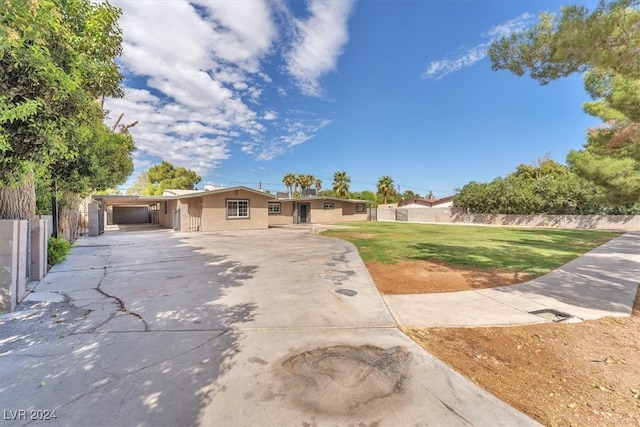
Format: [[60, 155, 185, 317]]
[[173, 209, 181, 231], [98, 205, 105, 235], [189, 207, 202, 231], [77, 201, 89, 237], [149, 203, 159, 225]]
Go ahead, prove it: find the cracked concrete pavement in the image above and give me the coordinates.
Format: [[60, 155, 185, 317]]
[[0, 226, 539, 426]]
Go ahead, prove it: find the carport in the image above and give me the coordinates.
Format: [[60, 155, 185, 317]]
[[92, 195, 174, 227]]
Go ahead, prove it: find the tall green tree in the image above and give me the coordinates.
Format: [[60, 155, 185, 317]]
[[139, 161, 201, 195], [376, 176, 395, 204], [332, 171, 351, 199], [454, 161, 613, 214], [488, 0, 640, 203], [488, 1, 640, 83], [401, 190, 420, 200], [351, 190, 377, 203], [0, 0, 126, 219]]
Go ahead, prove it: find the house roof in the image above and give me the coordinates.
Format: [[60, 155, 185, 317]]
[[162, 189, 200, 196], [93, 186, 273, 206], [172, 186, 273, 199], [269, 196, 373, 204]]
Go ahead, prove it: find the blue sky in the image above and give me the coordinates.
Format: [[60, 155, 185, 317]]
[[105, 0, 601, 198]]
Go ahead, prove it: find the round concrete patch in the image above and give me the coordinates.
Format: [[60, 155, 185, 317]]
[[280, 345, 410, 415]]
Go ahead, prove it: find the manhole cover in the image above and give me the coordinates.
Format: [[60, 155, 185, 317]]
[[529, 308, 573, 322], [335, 289, 358, 297]]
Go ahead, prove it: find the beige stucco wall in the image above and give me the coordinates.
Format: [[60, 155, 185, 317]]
[[200, 190, 269, 231], [307, 200, 368, 223], [267, 201, 294, 226], [158, 199, 179, 229], [268, 199, 368, 224]]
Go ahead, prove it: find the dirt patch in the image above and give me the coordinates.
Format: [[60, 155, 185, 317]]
[[367, 260, 533, 294], [377, 261, 640, 426]]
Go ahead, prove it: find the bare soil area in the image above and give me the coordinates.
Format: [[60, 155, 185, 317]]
[[367, 260, 533, 294], [368, 260, 640, 427]]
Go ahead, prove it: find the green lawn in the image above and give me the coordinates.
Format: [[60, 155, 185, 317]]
[[321, 222, 621, 276]]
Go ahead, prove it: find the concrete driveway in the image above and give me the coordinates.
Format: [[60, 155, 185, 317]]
[[0, 227, 538, 426]]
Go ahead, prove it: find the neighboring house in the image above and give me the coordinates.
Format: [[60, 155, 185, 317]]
[[397, 196, 454, 208], [92, 187, 371, 232]]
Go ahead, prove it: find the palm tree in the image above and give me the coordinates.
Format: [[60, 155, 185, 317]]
[[303, 174, 315, 195], [294, 174, 304, 197], [315, 178, 322, 193], [332, 171, 350, 199], [282, 173, 295, 198], [377, 175, 394, 205]]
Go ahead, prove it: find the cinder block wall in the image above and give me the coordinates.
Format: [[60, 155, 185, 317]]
[[0, 220, 27, 313], [30, 218, 48, 281], [373, 208, 640, 231]]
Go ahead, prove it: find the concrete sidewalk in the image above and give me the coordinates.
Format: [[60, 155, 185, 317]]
[[384, 232, 640, 327], [0, 227, 538, 426]]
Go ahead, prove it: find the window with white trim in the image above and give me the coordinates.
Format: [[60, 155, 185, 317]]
[[356, 203, 365, 212], [227, 200, 249, 218], [324, 203, 334, 210], [268, 202, 281, 214]]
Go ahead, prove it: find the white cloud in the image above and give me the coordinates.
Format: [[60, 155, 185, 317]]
[[421, 13, 534, 80], [249, 118, 332, 161], [263, 111, 278, 120], [485, 13, 533, 39], [106, 0, 352, 180], [286, 0, 355, 97], [421, 45, 489, 80]]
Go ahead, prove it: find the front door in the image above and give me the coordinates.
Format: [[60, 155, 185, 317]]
[[299, 204, 308, 223]]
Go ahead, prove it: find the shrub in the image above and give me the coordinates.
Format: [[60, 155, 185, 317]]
[[48, 237, 71, 265]]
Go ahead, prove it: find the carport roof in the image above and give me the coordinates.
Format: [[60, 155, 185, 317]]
[[93, 186, 274, 206], [92, 195, 171, 206]]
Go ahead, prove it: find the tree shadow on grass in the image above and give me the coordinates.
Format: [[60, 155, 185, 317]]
[[407, 241, 560, 274]]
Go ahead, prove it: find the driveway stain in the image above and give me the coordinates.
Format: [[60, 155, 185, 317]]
[[279, 345, 410, 416], [335, 289, 358, 297]]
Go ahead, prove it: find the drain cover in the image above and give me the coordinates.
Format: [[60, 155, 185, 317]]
[[529, 308, 573, 322], [335, 289, 358, 297]]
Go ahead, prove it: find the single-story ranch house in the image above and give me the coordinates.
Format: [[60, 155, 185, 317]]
[[92, 186, 371, 232]]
